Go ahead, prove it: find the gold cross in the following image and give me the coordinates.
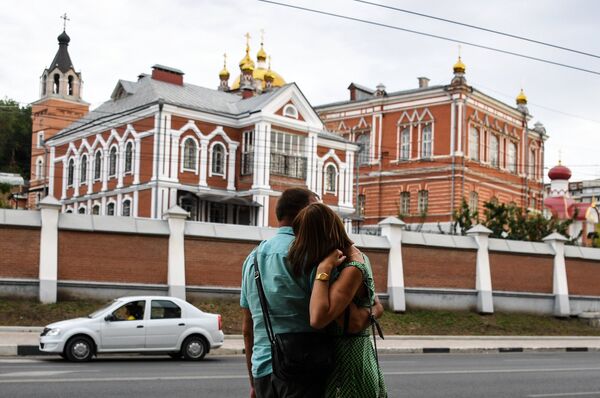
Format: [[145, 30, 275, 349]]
[[223, 53, 227, 68], [244, 32, 251, 46], [60, 13, 70, 31]]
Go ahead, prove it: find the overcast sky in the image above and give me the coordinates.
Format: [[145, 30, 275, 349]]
[[1, 0, 599, 181]]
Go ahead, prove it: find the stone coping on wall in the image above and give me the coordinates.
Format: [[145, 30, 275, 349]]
[[401, 231, 478, 250], [405, 287, 477, 296], [491, 290, 554, 299], [0, 209, 41, 228], [564, 246, 600, 261], [58, 213, 170, 235], [488, 238, 554, 256]]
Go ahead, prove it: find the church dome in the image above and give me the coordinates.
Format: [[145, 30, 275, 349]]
[[231, 68, 285, 90], [453, 56, 466, 74], [58, 30, 70, 45], [548, 164, 572, 180], [516, 89, 528, 105]]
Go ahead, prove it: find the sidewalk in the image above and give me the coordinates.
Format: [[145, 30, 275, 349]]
[[2, 327, 600, 357]]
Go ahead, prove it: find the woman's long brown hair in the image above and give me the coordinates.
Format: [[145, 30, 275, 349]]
[[288, 203, 354, 276]]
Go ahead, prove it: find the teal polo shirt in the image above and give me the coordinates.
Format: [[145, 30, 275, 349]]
[[240, 226, 316, 378]]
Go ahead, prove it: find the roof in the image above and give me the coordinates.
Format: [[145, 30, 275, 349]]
[[48, 31, 74, 73], [316, 84, 446, 109], [50, 76, 290, 140], [0, 173, 25, 186]]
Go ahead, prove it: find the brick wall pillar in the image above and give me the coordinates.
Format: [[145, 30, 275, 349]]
[[467, 225, 494, 314], [379, 216, 406, 312], [166, 206, 189, 300], [38, 196, 61, 303], [543, 232, 570, 317]]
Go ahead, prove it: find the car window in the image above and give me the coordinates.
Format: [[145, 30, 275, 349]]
[[112, 300, 145, 321], [151, 300, 182, 320], [89, 300, 117, 318]]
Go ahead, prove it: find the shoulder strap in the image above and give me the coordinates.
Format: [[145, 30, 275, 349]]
[[253, 247, 275, 345]]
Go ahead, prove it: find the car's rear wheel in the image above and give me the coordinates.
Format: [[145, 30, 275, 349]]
[[64, 336, 94, 362], [181, 335, 207, 360]]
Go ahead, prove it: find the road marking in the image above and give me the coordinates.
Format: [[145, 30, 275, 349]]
[[528, 392, 600, 397], [382, 367, 600, 376], [0, 374, 249, 384], [0, 370, 96, 377]]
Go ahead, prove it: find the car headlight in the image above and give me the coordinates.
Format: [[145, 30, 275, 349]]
[[46, 328, 61, 336]]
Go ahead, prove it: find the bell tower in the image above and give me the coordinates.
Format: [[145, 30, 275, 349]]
[[29, 17, 89, 208]]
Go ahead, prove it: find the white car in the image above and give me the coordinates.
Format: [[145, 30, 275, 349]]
[[39, 296, 224, 362]]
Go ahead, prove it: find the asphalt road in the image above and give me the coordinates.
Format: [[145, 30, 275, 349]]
[[1, 352, 600, 397]]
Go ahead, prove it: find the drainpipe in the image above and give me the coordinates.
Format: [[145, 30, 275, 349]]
[[153, 100, 164, 219]]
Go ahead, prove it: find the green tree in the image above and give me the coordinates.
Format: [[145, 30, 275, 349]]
[[0, 98, 32, 179], [452, 198, 479, 235]]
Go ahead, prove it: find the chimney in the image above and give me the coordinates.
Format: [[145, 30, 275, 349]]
[[151, 64, 184, 86], [418, 77, 430, 88]]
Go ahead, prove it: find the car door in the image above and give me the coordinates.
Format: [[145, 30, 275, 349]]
[[144, 299, 186, 350], [100, 300, 146, 350]]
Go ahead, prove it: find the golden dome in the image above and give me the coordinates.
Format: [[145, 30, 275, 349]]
[[219, 53, 230, 79], [516, 88, 528, 105], [257, 44, 267, 61], [453, 56, 466, 74], [239, 33, 255, 69], [231, 68, 285, 90]]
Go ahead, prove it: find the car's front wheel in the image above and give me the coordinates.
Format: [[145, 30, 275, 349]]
[[64, 336, 94, 362], [181, 335, 207, 360]]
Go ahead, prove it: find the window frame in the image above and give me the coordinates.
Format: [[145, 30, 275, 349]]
[[421, 124, 432, 159], [400, 127, 410, 161], [67, 158, 75, 187], [400, 191, 410, 215], [80, 154, 88, 185], [210, 142, 226, 177], [122, 199, 132, 217], [108, 145, 118, 178], [417, 190, 429, 214], [489, 134, 499, 167], [324, 163, 338, 194], [469, 126, 479, 160], [94, 150, 102, 181], [181, 137, 198, 173], [124, 141, 134, 174]]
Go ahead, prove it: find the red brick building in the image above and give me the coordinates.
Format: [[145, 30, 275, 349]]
[[316, 58, 547, 232], [32, 32, 358, 227]]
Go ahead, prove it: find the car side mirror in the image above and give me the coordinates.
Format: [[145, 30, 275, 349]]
[[104, 314, 116, 322]]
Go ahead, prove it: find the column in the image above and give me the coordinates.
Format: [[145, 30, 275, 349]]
[[199, 138, 209, 187], [166, 206, 189, 300], [227, 143, 238, 191], [134, 138, 141, 185], [379, 216, 406, 312], [543, 232, 570, 317], [117, 142, 125, 188], [38, 196, 61, 303], [48, 147, 56, 197], [467, 225, 494, 314]]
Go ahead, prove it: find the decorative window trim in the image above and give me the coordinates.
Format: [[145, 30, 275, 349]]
[[67, 158, 75, 188], [420, 123, 433, 160], [283, 104, 299, 119], [78, 205, 87, 214], [80, 154, 88, 185], [106, 200, 116, 216], [93, 150, 103, 182], [122, 197, 133, 217], [241, 130, 254, 176], [92, 203, 101, 215], [65, 206, 74, 214], [124, 140, 134, 175], [398, 126, 411, 161], [37, 131, 45, 149], [324, 162, 338, 195], [489, 134, 499, 168], [181, 136, 199, 173], [469, 125, 480, 161], [400, 191, 410, 216], [209, 141, 227, 178], [108, 144, 119, 178], [36, 157, 44, 180]]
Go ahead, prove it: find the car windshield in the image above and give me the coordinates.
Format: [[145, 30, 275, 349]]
[[88, 300, 119, 318]]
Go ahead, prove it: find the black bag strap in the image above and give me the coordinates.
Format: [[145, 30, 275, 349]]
[[253, 247, 276, 345]]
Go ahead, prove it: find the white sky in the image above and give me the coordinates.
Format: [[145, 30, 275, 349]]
[[1, 0, 599, 181]]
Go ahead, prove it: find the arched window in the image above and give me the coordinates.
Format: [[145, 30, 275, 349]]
[[53, 74, 60, 94], [400, 128, 410, 160], [508, 142, 517, 173], [107, 202, 115, 216], [109, 146, 118, 177], [36, 157, 44, 180], [283, 104, 298, 119], [183, 138, 197, 170], [94, 151, 102, 180], [469, 127, 479, 160], [211, 143, 225, 176], [400, 191, 410, 215], [529, 149, 536, 177], [469, 191, 479, 212], [78, 206, 86, 214], [80, 154, 88, 184], [42, 74, 47, 96], [122, 200, 131, 217], [325, 164, 337, 193], [417, 190, 429, 214], [124, 142, 133, 173], [67, 158, 75, 187], [92, 204, 100, 215], [490, 135, 499, 167], [421, 124, 432, 159], [65, 208, 73, 214], [68, 76, 74, 95], [357, 134, 370, 165]]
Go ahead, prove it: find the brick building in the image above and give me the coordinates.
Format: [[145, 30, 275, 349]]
[[316, 58, 548, 232], [31, 31, 357, 227]]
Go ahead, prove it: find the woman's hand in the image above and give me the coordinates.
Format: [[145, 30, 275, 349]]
[[317, 249, 346, 274]]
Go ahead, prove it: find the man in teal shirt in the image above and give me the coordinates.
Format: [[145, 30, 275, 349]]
[[240, 188, 381, 398]]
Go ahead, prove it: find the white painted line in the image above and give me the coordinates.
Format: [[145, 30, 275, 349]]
[[383, 367, 600, 376], [0, 374, 249, 384], [0, 370, 95, 377], [528, 392, 600, 397]]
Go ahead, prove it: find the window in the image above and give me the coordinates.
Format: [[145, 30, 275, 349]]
[[421, 124, 432, 159], [529, 149, 536, 178], [417, 190, 428, 214], [357, 194, 365, 216], [469, 127, 479, 160], [325, 164, 337, 193], [122, 200, 131, 217], [124, 142, 133, 173], [529, 197, 537, 209], [400, 191, 410, 215], [80, 154, 88, 184], [490, 135, 499, 167], [78, 207, 86, 214], [150, 300, 181, 320], [469, 191, 478, 211], [53, 73, 60, 94], [109, 147, 118, 177], [67, 159, 75, 187], [211, 143, 225, 176], [270, 130, 306, 179], [283, 104, 298, 119], [400, 128, 410, 160], [37, 132, 44, 148], [94, 151, 102, 180], [111, 300, 145, 321], [241, 131, 254, 175], [42, 74, 47, 96], [92, 204, 100, 215], [107, 202, 115, 216], [68, 75, 74, 95], [183, 138, 197, 170], [36, 157, 44, 180], [209, 202, 227, 223], [508, 142, 517, 173], [357, 133, 370, 165]]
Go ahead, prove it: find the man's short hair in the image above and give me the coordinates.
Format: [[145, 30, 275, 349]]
[[275, 187, 317, 222]]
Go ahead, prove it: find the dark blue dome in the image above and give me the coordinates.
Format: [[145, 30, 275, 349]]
[[57, 30, 70, 45]]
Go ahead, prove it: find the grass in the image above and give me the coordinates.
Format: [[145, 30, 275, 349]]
[[1, 297, 599, 336]]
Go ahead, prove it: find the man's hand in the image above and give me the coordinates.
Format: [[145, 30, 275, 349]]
[[343, 295, 385, 333]]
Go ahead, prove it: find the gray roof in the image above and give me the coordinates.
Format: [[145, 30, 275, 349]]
[[48, 31, 74, 73], [315, 84, 446, 109], [50, 76, 288, 141]]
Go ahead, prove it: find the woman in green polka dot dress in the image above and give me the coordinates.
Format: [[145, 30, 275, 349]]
[[289, 203, 387, 398]]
